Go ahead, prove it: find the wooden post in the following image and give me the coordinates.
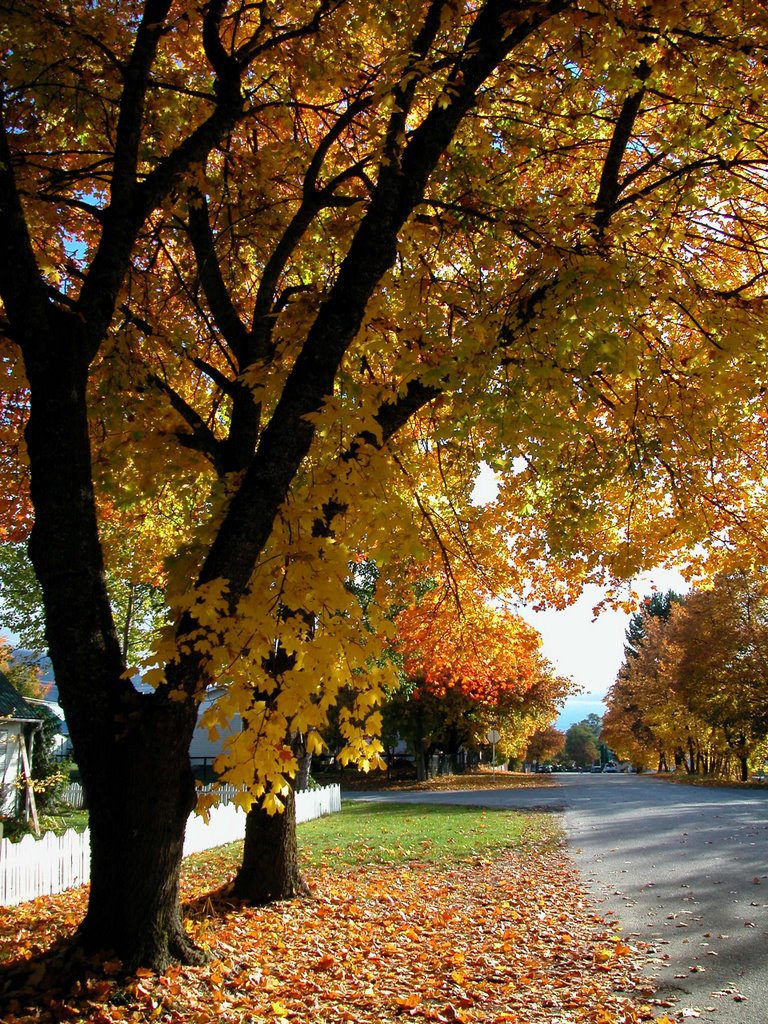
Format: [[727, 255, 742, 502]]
[[18, 733, 40, 836]]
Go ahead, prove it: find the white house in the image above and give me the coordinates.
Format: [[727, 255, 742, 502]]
[[189, 687, 242, 782], [0, 672, 44, 821]]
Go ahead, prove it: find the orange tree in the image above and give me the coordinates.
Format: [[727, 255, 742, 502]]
[[3, 0, 768, 969], [391, 568, 570, 778], [604, 574, 768, 779], [525, 725, 566, 768]]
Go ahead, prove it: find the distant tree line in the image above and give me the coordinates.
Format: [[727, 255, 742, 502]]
[[602, 575, 768, 781], [523, 714, 607, 770]]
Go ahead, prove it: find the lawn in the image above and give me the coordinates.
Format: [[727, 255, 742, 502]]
[[1, 809, 89, 842], [182, 801, 560, 879], [302, 800, 559, 865], [0, 803, 660, 1024]]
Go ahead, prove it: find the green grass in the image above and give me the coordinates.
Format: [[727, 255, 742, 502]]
[[183, 803, 561, 885], [1, 808, 89, 842], [299, 802, 561, 868], [40, 809, 90, 834]]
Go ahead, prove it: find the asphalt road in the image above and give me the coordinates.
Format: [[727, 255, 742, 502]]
[[344, 774, 768, 1023]]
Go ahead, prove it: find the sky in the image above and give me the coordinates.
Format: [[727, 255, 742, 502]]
[[519, 569, 689, 730], [469, 463, 689, 731]]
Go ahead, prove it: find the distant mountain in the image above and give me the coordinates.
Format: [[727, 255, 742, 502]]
[[10, 648, 150, 699]]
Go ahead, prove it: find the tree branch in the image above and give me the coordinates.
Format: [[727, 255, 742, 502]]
[[148, 373, 226, 474], [593, 61, 650, 231], [76, 0, 245, 352], [187, 191, 251, 362], [234, 0, 347, 66], [312, 380, 442, 538], [195, 0, 574, 601], [0, 102, 56, 343]]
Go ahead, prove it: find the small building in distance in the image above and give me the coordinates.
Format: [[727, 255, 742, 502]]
[[0, 671, 44, 819]]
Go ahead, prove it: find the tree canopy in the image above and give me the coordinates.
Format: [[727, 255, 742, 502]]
[[564, 720, 600, 767], [623, 589, 681, 660], [526, 724, 566, 766], [0, 636, 45, 701]]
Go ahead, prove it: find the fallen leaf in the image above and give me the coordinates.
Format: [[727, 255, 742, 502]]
[[0, 830, 659, 1024], [396, 992, 421, 1010]]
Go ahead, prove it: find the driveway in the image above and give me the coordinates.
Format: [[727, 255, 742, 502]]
[[344, 774, 768, 1022]]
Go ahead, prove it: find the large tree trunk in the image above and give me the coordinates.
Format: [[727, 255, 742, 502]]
[[230, 720, 311, 904], [21, 337, 202, 971], [2, 0, 565, 971], [76, 698, 201, 970], [232, 787, 309, 903]]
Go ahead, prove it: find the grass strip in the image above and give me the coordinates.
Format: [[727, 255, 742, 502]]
[[183, 802, 562, 886]]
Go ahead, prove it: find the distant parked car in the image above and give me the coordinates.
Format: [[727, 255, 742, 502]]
[[590, 763, 603, 773], [602, 763, 618, 773]]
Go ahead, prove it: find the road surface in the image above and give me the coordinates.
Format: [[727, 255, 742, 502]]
[[344, 774, 768, 1022]]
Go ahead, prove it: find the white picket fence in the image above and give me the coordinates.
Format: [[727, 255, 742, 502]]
[[183, 783, 342, 855], [0, 784, 341, 907], [60, 783, 86, 809], [59, 782, 261, 812]]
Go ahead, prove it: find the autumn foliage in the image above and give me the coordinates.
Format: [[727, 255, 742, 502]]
[[396, 587, 543, 705], [603, 572, 768, 779], [390, 567, 570, 769], [0, 813, 652, 1024], [5, 0, 768, 967]]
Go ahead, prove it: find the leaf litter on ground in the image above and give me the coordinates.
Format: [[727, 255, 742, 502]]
[[0, 804, 663, 1023]]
